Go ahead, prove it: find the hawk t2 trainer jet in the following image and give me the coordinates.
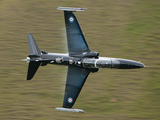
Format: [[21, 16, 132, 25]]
[[23, 7, 145, 113]]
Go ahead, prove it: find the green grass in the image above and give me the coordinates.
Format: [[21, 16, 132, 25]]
[[0, 0, 160, 119]]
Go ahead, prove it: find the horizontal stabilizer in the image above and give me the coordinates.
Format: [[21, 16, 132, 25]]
[[27, 61, 41, 80], [27, 33, 41, 55], [55, 107, 85, 113], [57, 7, 87, 11]]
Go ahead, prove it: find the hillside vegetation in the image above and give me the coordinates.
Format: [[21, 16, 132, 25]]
[[0, 0, 160, 119]]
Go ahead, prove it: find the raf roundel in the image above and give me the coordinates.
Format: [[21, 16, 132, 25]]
[[68, 97, 73, 103], [69, 17, 74, 22]]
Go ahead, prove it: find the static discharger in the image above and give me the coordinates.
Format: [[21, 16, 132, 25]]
[[57, 7, 87, 11], [55, 107, 85, 113]]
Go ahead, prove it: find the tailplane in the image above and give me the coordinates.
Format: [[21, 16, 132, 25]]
[[27, 33, 41, 80], [27, 33, 41, 55], [27, 61, 41, 80]]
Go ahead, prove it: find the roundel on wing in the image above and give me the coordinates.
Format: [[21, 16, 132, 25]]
[[68, 97, 73, 103], [69, 17, 74, 22]]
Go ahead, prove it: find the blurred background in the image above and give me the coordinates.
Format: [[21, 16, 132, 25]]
[[0, 0, 160, 119]]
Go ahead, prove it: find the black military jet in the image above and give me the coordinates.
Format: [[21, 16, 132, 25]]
[[24, 7, 144, 113]]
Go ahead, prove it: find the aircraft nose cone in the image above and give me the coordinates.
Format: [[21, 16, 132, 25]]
[[127, 61, 145, 69], [139, 63, 145, 68], [116, 59, 145, 69]]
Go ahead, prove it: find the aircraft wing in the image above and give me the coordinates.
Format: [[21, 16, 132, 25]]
[[59, 7, 91, 55], [63, 66, 90, 108]]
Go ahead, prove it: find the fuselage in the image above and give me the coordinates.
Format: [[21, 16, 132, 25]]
[[36, 52, 144, 70]]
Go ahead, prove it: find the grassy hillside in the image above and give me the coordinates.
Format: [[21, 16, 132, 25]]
[[0, 0, 160, 119]]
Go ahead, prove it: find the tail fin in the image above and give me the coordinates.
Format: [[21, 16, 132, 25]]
[[27, 33, 41, 55], [27, 33, 41, 80]]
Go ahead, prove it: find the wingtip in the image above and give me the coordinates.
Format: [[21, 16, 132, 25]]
[[57, 7, 87, 11], [55, 107, 85, 113]]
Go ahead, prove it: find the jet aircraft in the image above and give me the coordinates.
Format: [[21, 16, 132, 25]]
[[24, 7, 145, 113]]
